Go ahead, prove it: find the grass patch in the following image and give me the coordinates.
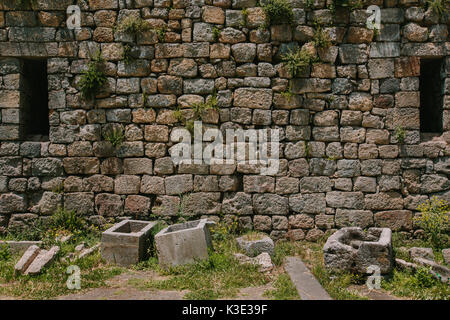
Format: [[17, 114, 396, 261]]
[[263, 274, 299, 300], [381, 268, 449, 300], [271, 240, 367, 300], [0, 233, 123, 299], [128, 237, 270, 300]]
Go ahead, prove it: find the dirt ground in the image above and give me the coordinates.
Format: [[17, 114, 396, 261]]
[[55, 270, 274, 300]]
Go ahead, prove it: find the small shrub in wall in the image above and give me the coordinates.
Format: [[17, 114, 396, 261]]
[[115, 15, 151, 36], [262, 0, 294, 25], [79, 50, 107, 100], [103, 127, 125, 148], [281, 47, 316, 78]]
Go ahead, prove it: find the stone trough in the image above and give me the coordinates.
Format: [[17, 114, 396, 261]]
[[323, 227, 394, 274], [101, 219, 158, 266], [155, 219, 214, 269]]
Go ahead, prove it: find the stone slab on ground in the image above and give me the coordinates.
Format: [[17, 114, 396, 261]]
[[413, 257, 449, 283], [284, 256, 332, 300], [0, 241, 43, 254], [14, 245, 41, 273], [24, 246, 60, 275]]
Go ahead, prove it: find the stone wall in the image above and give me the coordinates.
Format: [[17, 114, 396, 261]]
[[0, 0, 449, 240]]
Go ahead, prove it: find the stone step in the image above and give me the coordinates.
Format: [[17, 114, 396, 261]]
[[284, 256, 332, 300]]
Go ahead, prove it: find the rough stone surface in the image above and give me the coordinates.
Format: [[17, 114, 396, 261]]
[[155, 219, 214, 268], [236, 235, 274, 257], [323, 227, 394, 274], [0, 1, 449, 240], [101, 220, 158, 267]]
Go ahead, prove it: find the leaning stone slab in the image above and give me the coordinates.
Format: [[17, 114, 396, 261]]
[[155, 219, 214, 269], [24, 246, 60, 275], [101, 220, 158, 266], [285, 256, 332, 300], [236, 235, 274, 257], [78, 243, 100, 260], [323, 227, 393, 274], [14, 245, 41, 274], [413, 257, 449, 283], [0, 241, 43, 254]]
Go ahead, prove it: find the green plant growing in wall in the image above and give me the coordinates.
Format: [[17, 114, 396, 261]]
[[115, 15, 151, 36], [306, 0, 315, 10], [212, 26, 221, 42], [281, 47, 316, 78], [304, 142, 312, 158], [395, 126, 406, 144], [262, 0, 294, 25], [313, 20, 332, 49], [241, 8, 249, 27], [156, 26, 167, 42], [122, 44, 134, 64], [103, 127, 125, 148], [175, 91, 219, 132], [281, 81, 294, 101], [426, 0, 448, 17], [79, 50, 107, 100]]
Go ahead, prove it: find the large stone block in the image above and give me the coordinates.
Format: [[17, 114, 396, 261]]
[[324, 227, 394, 274], [155, 219, 214, 268], [101, 220, 158, 266]]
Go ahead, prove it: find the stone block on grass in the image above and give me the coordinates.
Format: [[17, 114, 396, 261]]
[[155, 219, 214, 269], [101, 220, 158, 266]]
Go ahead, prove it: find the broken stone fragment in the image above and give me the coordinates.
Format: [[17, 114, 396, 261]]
[[236, 235, 274, 257], [233, 252, 274, 272], [78, 243, 100, 260], [14, 245, 40, 274], [408, 247, 435, 261], [24, 246, 60, 275]]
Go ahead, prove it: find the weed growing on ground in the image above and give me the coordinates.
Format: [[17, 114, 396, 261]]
[[415, 197, 450, 249], [129, 237, 269, 299]]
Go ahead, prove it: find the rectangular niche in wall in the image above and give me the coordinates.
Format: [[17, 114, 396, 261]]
[[21, 59, 49, 141], [420, 58, 444, 133]]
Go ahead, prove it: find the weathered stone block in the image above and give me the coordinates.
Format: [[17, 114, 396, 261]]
[[101, 220, 158, 266], [155, 219, 214, 268]]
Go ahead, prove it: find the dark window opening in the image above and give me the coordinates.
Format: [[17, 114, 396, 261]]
[[420, 58, 444, 133], [21, 59, 49, 140]]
